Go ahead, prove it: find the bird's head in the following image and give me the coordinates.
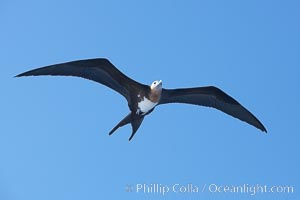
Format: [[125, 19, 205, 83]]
[[150, 80, 162, 91]]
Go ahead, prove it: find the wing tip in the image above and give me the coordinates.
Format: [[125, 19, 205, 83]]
[[256, 121, 267, 133], [14, 73, 26, 78], [15, 69, 39, 78], [261, 126, 268, 133], [254, 119, 267, 134]]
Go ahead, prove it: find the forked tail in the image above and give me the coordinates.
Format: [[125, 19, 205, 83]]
[[109, 112, 144, 141]]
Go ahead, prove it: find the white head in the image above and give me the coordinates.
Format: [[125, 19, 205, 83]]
[[150, 80, 162, 90], [149, 80, 162, 102]]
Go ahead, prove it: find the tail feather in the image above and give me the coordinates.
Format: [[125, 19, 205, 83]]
[[108, 112, 145, 141], [128, 117, 144, 141], [109, 113, 131, 135]]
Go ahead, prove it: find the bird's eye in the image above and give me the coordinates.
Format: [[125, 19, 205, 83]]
[[154, 82, 157, 85]]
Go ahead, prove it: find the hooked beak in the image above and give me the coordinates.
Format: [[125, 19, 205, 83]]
[[158, 80, 162, 86], [156, 80, 163, 90]]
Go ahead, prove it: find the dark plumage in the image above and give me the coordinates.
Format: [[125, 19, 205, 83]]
[[16, 58, 267, 140]]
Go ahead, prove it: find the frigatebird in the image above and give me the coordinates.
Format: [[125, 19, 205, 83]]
[[16, 58, 267, 140]]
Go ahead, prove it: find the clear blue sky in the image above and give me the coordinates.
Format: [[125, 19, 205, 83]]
[[1, 0, 299, 199]]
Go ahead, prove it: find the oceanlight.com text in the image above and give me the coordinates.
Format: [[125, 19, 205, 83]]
[[207, 183, 294, 195]]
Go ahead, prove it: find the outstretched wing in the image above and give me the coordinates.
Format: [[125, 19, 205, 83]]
[[15, 58, 144, 102], [159, 86, 267, 132]]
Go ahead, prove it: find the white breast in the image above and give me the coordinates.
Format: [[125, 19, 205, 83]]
[[138, 97, 158, 114]]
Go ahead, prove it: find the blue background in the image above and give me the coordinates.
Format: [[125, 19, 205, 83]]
[[1, 0, 299, 199]]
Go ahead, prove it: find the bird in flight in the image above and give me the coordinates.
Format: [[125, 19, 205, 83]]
[[16, 58, 267, 141]]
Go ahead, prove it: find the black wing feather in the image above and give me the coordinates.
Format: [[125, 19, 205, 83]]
[[159, 86, 267, 132], [15, 58, 144, 102]]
